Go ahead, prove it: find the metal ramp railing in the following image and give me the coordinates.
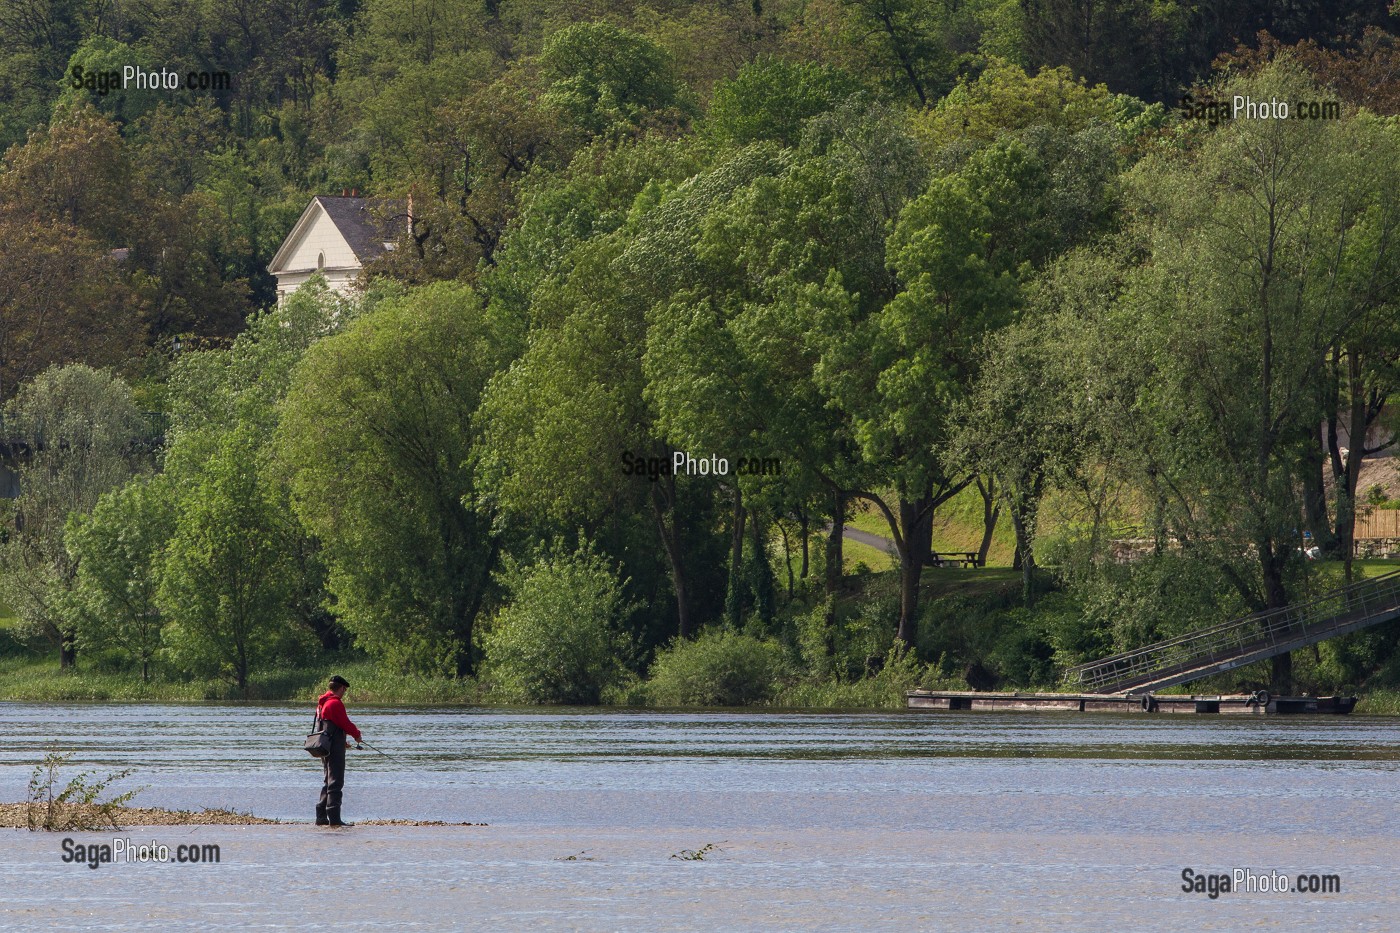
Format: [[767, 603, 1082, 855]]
[[1064, 569, 1400, 694]]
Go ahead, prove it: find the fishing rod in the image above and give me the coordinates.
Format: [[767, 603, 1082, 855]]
[[355, 739, 397, 762]]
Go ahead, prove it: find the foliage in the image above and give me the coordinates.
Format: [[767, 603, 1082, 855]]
[[645, 628, 790, 706], [0, 365, 146, 663], [705, 57, 860, 147], [539, 22, 692, 138], [277, 281, 513, 675], [484, 540, 635, 704], [158, 426, 301, 694], [779, 642, 937, 708], [26, 747, 140, 832], [65, 474, 175, 680]]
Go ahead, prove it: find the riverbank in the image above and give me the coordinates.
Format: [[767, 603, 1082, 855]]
[[0, 656, 490, 704], [1, 652, 1398, 712]]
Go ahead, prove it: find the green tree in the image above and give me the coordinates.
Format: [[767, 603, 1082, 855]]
[[66, 474, 175, 680], [1077, 65, 1400, 691], [55, 36, 160, 125], [276, 282, 514, 675], [704, 57, 859, 148], [159, 425, 297, 695], [484, 540, 635, 704], [0, 365, 145, 666], [538, 22, 692, 138]]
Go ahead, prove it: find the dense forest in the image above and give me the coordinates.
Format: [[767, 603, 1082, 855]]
[[3, 0, 1400, 703]]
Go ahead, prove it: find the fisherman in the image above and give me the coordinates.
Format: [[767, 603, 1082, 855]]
[[315, 674, 362, 827]]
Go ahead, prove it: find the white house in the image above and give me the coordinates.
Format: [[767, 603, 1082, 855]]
[[267, 195, 407, 302]]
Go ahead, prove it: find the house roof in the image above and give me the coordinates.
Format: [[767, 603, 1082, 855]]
[[267, 195, 407, 275], [317, 196, 407, 262]]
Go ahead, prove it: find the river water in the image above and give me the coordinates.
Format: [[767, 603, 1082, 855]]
[[1, 704, 1396, 931]]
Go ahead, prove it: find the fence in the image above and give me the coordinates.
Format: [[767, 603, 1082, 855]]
[[1355, 510, 1400, 540]]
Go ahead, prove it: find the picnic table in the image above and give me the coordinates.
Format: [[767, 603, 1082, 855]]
[[927, 551, 982, 568]]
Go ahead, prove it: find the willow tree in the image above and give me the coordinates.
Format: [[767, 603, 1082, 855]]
[[1107, 64, 1400, 691], [0, 365, 145, 667], [277, 282, 514, 676]]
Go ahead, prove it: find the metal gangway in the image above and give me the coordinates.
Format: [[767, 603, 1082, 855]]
[[1064, 570, 1400, 694]]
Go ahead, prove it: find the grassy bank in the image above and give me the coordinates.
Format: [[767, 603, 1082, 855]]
[[0, 655, 488, 705], [4, 560, 1400, 709]]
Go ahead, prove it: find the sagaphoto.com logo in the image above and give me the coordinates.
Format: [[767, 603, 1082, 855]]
[[61, 836, 222, 870], [69, 64, 231, 96]]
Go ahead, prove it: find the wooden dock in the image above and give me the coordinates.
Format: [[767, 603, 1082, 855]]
[[906, 690, 1357, 715]]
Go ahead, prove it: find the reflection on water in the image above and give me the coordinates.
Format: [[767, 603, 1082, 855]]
[[2, 705, 1397, 931]]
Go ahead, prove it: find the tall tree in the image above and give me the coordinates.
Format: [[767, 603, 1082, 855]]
[[277, 282, 514, 675], [159, 424, 298, 695], [1099, 65, 1400, 690], [66, 473, 175, 681], [0, 365, 145, 667]]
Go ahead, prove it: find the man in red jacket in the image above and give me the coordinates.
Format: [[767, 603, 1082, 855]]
[[316, 674, 362, 827]]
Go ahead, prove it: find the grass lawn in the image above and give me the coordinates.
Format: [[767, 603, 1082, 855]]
[[845, 486, 1017, 567]]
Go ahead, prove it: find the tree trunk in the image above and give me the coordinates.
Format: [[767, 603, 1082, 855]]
[[1260, 538, 1293, 695], [825, 490, 845, 598], [1270, 651, 1293, 696], [799, 507, 810, 580], [727, 488, 746, 626], [1300, 431, 1334, 555], [751, 508, 775, 626], [975, 476, 1000, 567], [1341, 349, 1367, 583], [59, 635, 76, 670], [779, 519, 795, 598], [652, 484, 693, 639], [895, 496, 933, 646], [1009, 501, 1035, 606]]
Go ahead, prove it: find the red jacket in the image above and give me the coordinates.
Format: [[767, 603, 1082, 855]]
[[317, 691, 361, 742]]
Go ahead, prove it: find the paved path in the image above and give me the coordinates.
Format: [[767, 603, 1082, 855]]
[[840, 525, 897, 554]]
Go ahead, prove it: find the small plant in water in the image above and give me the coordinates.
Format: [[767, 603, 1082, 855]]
[[670, 842, 725, 861], [26, 746, 142, 832]]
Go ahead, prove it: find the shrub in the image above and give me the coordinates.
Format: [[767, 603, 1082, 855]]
[[646, 628, 790, 706], [779, 644, 940, 708], [484, 541, 634, 705], [26, 747, 141, 831]]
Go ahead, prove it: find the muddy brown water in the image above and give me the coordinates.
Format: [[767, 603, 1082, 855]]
[[1, 704, 1396, 931]]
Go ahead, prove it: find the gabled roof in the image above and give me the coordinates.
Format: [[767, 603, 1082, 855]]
[[268, 195, 407, 275], [318, 196, 407, 261]]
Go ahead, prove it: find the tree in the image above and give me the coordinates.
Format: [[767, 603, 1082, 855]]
[[1094, 65, 1400, 691], [0, 214, 141, 404], [0, 365, 145, 666], [833, 0, 957, 107], [276, 282, 514, 675], [704, 56, 860, 148], [159, 425, 298, 695], [66, 474, 175, 681], [483, 539, 634, 704], [833, 129, 1118, 643], [538, 22, 693, 138], [0, 104, 136, 246]]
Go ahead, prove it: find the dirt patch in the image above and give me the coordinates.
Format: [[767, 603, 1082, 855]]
[[0, 802, 279, 828], [0, 803, 489, 829]]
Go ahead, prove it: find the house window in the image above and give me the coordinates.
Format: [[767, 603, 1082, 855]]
[[317, 252, 325, 270]]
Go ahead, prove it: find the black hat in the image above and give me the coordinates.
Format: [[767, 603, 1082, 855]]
[[329, 675, 350, 688]]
